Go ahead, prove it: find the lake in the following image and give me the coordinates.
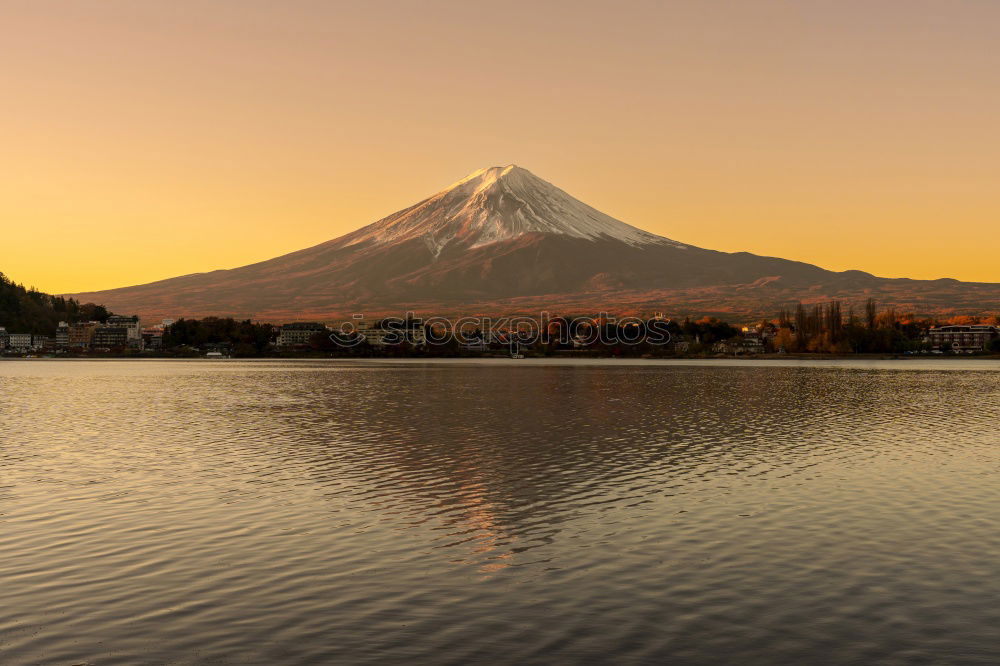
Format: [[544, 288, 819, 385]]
[[1, 359, 998, 664]]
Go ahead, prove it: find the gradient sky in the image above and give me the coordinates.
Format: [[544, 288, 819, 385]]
[[3, 0, 999, 294]]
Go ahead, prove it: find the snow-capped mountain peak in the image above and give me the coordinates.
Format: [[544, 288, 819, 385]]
[[344, 165, 685, 256], [69, 163, 1000, 322]]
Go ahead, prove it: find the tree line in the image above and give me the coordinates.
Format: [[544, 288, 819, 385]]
[[773, 299, 1000, 353], [152, 304, 1000, 357], [162, 317, 274, 355], [0, 272, 110, 335]]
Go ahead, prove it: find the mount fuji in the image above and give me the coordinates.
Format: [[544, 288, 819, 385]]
[[69, 165, 1000, 320]]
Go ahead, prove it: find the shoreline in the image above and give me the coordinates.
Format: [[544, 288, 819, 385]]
[[4, 354, 1000, 369]]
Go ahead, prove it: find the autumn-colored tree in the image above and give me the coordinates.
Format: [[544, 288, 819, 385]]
[[946, 315, 982, 325], [773, 328, 794, 352]]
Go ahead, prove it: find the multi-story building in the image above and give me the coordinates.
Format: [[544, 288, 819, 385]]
[[106, 315, 141, 347], [92, 326, 129, 349], [56, 322, 70, 348], [277, 322, 328, 348], [928, 325, 999, 352], [0, 326, 8, 350], [33, 336, 55, 350], [68, 322, 99, 348], [138, 319, 176, 350], [8, 333, 34, 351], [142, 327, 165, 349]]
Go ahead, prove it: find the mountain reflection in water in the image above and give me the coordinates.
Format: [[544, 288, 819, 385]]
[[1, 359, 998, 665]]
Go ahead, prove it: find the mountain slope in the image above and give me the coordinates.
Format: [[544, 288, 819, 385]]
[[67, 165, 1000, 320], [341, 165, 679, 252]]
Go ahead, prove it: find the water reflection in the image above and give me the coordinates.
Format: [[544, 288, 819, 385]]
[[199, 364, 998, 570], [0, 360, 998, 665]]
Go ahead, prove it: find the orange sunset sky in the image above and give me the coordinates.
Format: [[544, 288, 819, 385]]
[[2, 1, 998, 294]]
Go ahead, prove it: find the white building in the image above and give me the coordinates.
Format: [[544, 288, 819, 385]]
[[105, 315, 142, 347], [8, 333, 34, 351], [56, 322, 69, 348]]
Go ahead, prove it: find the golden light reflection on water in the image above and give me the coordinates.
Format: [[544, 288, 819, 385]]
[[1, 359, 999, 664]]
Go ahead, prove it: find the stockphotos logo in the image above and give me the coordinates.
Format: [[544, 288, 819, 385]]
[[328, 312, 672, 348]]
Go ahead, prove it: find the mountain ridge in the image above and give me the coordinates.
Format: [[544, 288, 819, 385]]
[[66, 165, 1000, 321]]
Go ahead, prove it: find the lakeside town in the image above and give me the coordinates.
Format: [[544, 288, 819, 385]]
[[3, 267, 1000, 359], [2, 301, 999, 358]]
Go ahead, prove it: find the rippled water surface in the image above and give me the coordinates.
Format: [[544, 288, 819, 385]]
[[1, 359, 998, 664]]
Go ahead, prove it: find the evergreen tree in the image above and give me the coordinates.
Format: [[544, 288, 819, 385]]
[[0, 271, 109, 335]]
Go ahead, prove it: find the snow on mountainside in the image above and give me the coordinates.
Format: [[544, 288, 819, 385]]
[[341, 165, 685, 257], [65, 163, 1000, 321]]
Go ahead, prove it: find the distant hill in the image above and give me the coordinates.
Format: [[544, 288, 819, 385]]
[[67, 166, 1000, 321], [0, 272, 110, 334]]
